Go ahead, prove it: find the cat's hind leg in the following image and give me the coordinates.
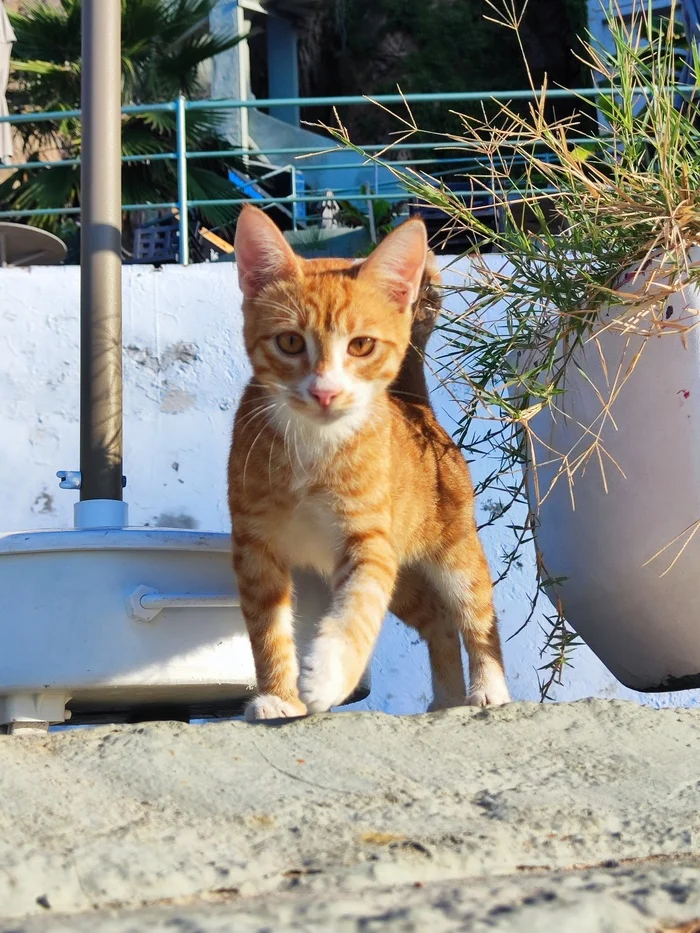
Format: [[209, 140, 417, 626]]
[[423, 540, 510, 708], [391, 567, 468, 711]]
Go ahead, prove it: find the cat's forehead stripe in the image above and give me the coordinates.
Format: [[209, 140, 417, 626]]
[[295, 275, 354, 331]]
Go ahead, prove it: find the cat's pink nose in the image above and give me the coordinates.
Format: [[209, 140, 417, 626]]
[[310, 385, 340, 408]]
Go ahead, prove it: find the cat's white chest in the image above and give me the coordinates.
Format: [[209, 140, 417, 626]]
[[277, 493, 341, 576]]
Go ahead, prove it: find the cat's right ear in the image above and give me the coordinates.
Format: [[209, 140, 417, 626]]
[[234, 205, 301, 298]]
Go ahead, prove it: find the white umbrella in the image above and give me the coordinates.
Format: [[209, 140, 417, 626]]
[[0, 0, 16, 164]]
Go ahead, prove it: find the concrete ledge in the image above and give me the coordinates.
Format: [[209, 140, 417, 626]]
[[1, 700, 699, 931]]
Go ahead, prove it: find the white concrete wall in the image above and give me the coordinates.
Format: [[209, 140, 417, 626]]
[[1, 260, 698, 712]]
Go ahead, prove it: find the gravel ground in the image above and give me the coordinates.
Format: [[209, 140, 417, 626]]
[[1, 700, 698, 932]]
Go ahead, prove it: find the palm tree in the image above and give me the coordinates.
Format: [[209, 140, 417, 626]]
[[0, 0, 243, 245]]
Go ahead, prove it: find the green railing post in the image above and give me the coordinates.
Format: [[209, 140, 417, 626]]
[[176, 95, 189, 266]]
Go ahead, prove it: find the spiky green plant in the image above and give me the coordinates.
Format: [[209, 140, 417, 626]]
[[320, 0, 700, 696], [0, 0, 242, 235]]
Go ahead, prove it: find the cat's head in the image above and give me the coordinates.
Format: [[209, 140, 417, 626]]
[[234, 205, 428, 432]]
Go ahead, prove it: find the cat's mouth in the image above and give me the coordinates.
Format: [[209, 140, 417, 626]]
[[311, 407, 349, 424], [288, 395, 353, 424]]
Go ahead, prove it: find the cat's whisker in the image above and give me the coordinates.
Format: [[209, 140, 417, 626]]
[[235, 401, 279, 432], [282, 417, 292, 467], [242, 422, 271, 490], [237, 392, 279, 409], [236, 398, 276, 416], [283, 418, 303, 482], [265, 317, 300, 329], [236, 410, 271, 434], [248, 381, 285, 391], [390, 388, 429, 402], [268, 427, 276, 489], [290, 293, 307, 321], [259, 299, 303, 324], [292, 422, 304, 475], [262, 297, 299, 315]]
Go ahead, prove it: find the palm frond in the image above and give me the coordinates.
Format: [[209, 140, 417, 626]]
[[3, 0, 249, 237]]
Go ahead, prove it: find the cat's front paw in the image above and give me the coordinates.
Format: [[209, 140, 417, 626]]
[[298, 634, 350, 713], [466, 678, 511, 708], [245, 694, 307, 721]]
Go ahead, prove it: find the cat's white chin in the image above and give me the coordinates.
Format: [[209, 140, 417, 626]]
[[304, 406, 350, 425], [271, 401, 371, 462]]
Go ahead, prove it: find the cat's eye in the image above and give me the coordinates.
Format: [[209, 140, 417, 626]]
[[348, 337, 376, 358], [275, 332, 305, 355]]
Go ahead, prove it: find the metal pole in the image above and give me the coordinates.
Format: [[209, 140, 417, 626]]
[[176, 95, 189, 266], [234, 1, 250, 157], [290, 166, 298, 232], [78, 0, 126, 523], [364, 183, 377, 245]]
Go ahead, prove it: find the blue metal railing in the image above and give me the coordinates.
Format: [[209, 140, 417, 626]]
[[1, 85, 683, 264]]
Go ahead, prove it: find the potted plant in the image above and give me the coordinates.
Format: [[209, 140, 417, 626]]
[[325, 0, 700, 695]]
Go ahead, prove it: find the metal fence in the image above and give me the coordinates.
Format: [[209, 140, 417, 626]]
[[0, 86, 666, 264]]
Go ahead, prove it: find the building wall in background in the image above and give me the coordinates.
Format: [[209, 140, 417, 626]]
[[586, 0, 674, 54], [1, 260, 698, 712]]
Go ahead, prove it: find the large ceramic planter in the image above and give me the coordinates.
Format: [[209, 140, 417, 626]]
[[0, 528, 369, 727], [525, 250, 700, 691]]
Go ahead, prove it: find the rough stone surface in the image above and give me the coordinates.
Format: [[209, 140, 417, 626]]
[[1, 700, 699, 931]]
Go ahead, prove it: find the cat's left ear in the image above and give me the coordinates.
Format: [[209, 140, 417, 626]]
[[358, 219, 428, 309]]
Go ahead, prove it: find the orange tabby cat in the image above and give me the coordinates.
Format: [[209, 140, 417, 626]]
[[228, 205, 510, 719]]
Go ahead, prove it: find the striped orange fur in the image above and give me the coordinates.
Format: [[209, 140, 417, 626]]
[[228, 205, 510, 719]]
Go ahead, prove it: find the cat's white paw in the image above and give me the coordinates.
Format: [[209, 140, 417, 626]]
[[466, 676, 511, 708], [244, 694, 306, 721], [298, 634, 349, 713]]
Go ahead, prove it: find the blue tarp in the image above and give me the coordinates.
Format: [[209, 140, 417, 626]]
[[228, 169, 265, 200]]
